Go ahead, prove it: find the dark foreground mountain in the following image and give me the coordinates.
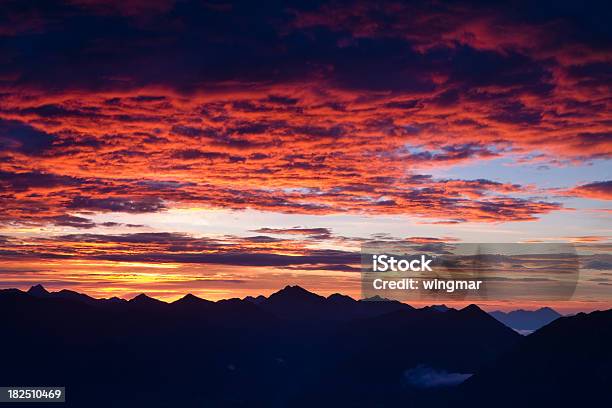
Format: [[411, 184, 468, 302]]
[[456, 309, 612, 407], [489, 307, 562, 332], [0, 285, 609, 407]]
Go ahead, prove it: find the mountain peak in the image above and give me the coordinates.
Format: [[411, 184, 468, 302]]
[[272, 285, 322, 299], [53, 289, 96, 305], [173, 293, 212, 306], [536, 306, 561, 315], [361, 295, 391, 302], [461, 304, 485, 314], [262, 285, 327, 319], [27, 284, 49, 297], [244, 295, 267, 304], [328, 293, 355, 301], [181, 293, 202, 301], [327, 293, 357, 307], [129, 293, 165, 305], [430, 304, 451, 312], [282, 284, 308, 293], [489, 307, 563, 331], [104, 296, 127, 305]]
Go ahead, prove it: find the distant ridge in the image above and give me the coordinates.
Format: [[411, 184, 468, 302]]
[[489, 307, 562, 331], [1, 285, 570, 327], [243, 294, 266, 304], [430, 304, 451, 312], [25, 284, 117, 306], [2, 284, 468, 323]]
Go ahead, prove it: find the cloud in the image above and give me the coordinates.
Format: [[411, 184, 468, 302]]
[[45, 215, 96, 229], [67, 196, 167, 213], [0, 0, 609, 230], [403, 365, 472, 388], [99, 221, 144, 228], [68, 0, 177, 17], [565, 181, 612, 200], [0, 119, 56, 155], [564, 236, 610, 243], [0, 165, 563, 227], [0, 231, 361, 268], [583, 254, 612, 271], [0, 170, 81, 192], [251, 227, 333, 239]]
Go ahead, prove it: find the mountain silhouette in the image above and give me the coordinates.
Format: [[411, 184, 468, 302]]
[[170, 293, 217, 318], [27, 283, 49, 296], [489, 306, 562, 332], [262, 284, 326, 317], [457, 309, 612, 407], [174, 293, 213, 306], [128, 293, 168, 310], [429, 304, 451, 312], [293, 303, 521, 407], [0, 285, 608, 407], [26, 284, 124, 306], [247, 284, 414, 321], [243, 294, 266, 304]]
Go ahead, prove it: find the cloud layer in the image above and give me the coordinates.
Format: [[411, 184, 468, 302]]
[[0, 0, 610, 230]]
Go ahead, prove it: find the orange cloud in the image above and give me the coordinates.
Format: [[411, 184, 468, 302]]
[[564, 181, 612, 200]]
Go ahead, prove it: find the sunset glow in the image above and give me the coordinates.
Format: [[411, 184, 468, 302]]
[[0, 0, 610, 312]]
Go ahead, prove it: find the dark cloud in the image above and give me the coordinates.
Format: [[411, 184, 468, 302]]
[[170, 125, 217, 138], [583, 255, 612, 271], [100, 221, 145, 228], [91, 250, 358, 267], [60, 232, 195, 244], [0, 0, 606, 95], [1, 231, 360, 268], [171, 150, 229, 161], [18, 104, 100, 118], [252, 227, 333, 239], [45, 214, 96, 229], [448, 47, 554, 96], [67, 196, 167, 213], [487, 102, 543, 125], [0, 119, 56, 155], [0, 170, 81, 192]]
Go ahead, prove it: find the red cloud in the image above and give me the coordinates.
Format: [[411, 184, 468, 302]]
[[564, 181, 612, 200], [0, 1, 609, 228]]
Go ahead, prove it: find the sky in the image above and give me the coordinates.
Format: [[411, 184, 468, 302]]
[[0, 0, 610, 311]]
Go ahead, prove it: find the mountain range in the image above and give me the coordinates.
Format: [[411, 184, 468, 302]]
[[1, 285, 609, 407]]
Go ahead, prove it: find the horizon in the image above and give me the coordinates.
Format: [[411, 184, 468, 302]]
[[6, 282, 603, 314]]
